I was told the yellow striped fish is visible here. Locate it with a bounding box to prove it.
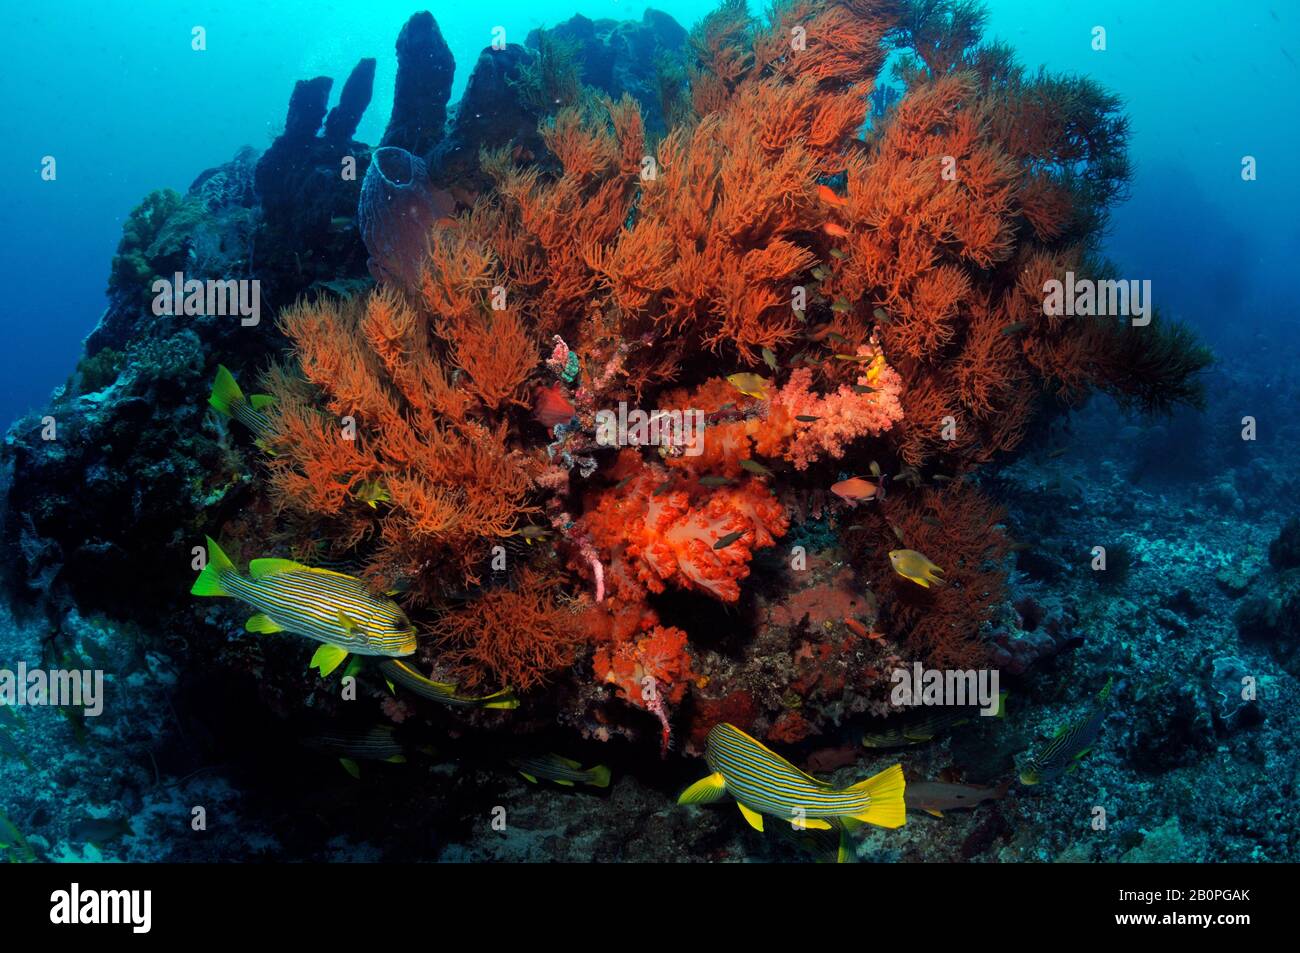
[862,692,1007,748]
[378,658,519,710]
[679,723,905,832]
[190,536,417,676]
[301,724,411,780]
[302,724,408,762]
[510,753,611,788]
[207,365,274,445]
[1019,677,1112,785]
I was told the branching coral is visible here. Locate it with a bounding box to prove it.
[264,287,538,604]
[851,481,1010,669]
[244,0,1209,744]
[431,568,584,691]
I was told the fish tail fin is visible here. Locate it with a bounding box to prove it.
[846,763,906,829]
[477,688,520,710]
[190,536,236,596]
[586,765,612,788]
[208,364,245,419]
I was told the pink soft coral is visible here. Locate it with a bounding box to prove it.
[767,347,905,469]
[660,345,904,475]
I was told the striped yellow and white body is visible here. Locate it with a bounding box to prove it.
[378,658,519,709]
[207,364,274,441]
[679,723,905,832]
[302,724,407,762]
[509,753,611,788]
[191,536,417,675]
[1019,677,1112,785]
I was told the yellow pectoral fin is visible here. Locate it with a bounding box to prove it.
[385,755,407,764]
[339,758,361,780]
[677,772,728,806]
[554,779,575,787]
[924,809,944,818]
[248,558,307,578]
[245,613,284,634]
[249,394,275,410]
[736,801,765,832]
[310,644,349,677]
[793,817,833,831]
[520,772,539,784]
[337,611,363,636]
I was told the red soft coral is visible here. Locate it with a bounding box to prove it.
[592,624,695,708]
[580,450,788,602]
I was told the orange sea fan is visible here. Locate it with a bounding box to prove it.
[854,482,1010,669]
[433,569,585,692]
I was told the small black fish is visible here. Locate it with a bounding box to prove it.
[713,530,746,550]
[872,307,891,323]
[70,817,133,846]
[795,414,820,422]
[852,384,878,394]
[1000,321,1027,336]
[739,459,773,478]
[653,480,675,496]
[699,476,735,487]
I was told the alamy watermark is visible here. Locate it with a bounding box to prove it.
[0,663,104,717]
[889,663,1001,715]
[152,271,260,326]
[50,883,151,933]
[1043,271,1151,326]
[595,403,704,457]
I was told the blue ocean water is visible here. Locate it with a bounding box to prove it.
[2,2,1297,423]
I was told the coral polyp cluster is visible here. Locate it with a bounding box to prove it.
[243,0,1207,753]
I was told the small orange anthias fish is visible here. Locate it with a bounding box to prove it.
[816,184,848,208]
[534,383,576,428]
[823,222,850,239]
[830,476,885,505]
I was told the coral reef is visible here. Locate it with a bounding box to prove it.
[1,0,1245,866]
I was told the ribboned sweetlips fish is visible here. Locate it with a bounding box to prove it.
[190,536,417,676]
